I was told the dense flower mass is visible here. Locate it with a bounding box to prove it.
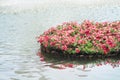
[38,20,120,55]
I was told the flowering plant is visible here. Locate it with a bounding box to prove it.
[38,20,120,55]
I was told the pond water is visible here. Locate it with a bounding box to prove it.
[0,0,120,80]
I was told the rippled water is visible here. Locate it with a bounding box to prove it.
[0,0,120,80]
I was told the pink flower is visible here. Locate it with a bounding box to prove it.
[50,42,56,46]
[80,29,84,34]
[81,40,86,44]
[78,40,82,44]
[102,22,108,26]
[75,48,80,53]
[40,58,44,61]
[44,42,48,47]
[67,25,73,30]
[62,45,68,51]
[69,37,76,44]
[62,40,65,45]
[44,36,49,41]
[84,20,92,27]
[62,22,68,25]
[118,37,120,42]
[117,35,120,42]
[38,37,44,43]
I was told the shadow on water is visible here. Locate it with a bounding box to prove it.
[37,49,120,69]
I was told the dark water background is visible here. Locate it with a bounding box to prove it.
[0,0,120,80]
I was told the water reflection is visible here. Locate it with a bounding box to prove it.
[37,50,120,70]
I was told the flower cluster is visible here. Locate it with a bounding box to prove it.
[38,20,120,55]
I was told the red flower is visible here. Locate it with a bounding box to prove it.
[65,63,74,68]
[85,30,90,36]
[106,39,116,48]
[96,36,101,40]
[101,44,110,54]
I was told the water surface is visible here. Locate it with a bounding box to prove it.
[0,0,120,80]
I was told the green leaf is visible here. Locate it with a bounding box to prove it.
[71,50,76,54]
[73,42,77,47]
[110,28,115,33]
[67,49,72,54]
[84,41,93,48]
[57,25,63,30]
[83,47,95,54]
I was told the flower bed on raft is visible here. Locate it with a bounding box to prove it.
[37,20,120,59]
